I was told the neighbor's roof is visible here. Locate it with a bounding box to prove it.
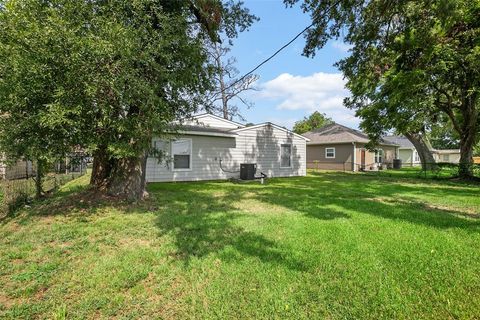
[383,135,415,149]
[303,123,398,146]
[433,149,461,154]
[168,124,238,138]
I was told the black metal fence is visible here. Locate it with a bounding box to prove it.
[0,155,88,214]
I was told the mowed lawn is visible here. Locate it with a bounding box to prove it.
[1,172,479,319]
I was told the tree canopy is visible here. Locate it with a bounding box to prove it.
[286,0,480,177]
[293,111,333,134]
[0,0,255,199]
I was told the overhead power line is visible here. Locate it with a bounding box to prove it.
[221,0,341,94]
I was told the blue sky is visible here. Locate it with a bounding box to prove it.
[225,0,359,129]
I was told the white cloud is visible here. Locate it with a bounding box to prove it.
[331,40,353,53]
[255,72,359,128]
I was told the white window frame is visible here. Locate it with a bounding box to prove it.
[413,150,420,163]
[442,154,450,162]
[375,149,384,163]
[280,143,292,168]
[325,147,336,159]
[171,138,192,171]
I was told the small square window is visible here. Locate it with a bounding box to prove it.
[325,148,335,158]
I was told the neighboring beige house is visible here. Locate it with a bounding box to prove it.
[302,123,399,171]
[432,149,461,163]
[384,135,421,167]
[146,114,309,182]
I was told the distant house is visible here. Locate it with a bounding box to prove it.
[302,123,399,171]
[146,114,309,182]
[432,149,461,163]
[384,135,421,167]
[384,135,461,165]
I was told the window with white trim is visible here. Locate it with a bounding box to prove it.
[280,144,292,168]
[172,139,192,170]
[442,154,450,162]
[375,149,384,163]
[414,151,420,162]
[325,147,335,158]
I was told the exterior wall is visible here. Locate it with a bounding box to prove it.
[146,124,306,182]
[306,143,398,172]
[306,143,353,171]
[433,152,461,164]
[382,145,397,165]
[398,149,414,166]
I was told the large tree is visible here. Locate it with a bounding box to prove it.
[205,41,258,120]
[0,0,255,200]
[293,111,333,134]
[286,0,480,178]
[203,1,259,120]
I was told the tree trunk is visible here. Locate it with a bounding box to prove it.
[35,159,44,199]
[404,132,437,170]
[105,155,147,201]
[457,95,478,179]
[90,145,113,188]
[213,43,229,119]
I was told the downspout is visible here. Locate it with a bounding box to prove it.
[352,142,356,172]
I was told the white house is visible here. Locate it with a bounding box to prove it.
[384,135,461,165]
[432,149,461,163]
[145,114,308,182]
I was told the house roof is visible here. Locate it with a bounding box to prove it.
[232,122,310,141]
[433,149,461,154]
[303,123,398,146]
[192,113,246,128]
[383,135,415,149]
[168,125,238,138]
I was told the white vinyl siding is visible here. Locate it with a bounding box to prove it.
[146,124,307,182]
[325,147,335,158]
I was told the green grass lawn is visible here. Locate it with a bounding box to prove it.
[1,171,479,319]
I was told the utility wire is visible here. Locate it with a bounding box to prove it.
[220,0,341,94]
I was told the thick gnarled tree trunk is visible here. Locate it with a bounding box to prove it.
[457,97,478,179]
[90,147,148,201]
[106,155,147,200]
[404,132,437,171]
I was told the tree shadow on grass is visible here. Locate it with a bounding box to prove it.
[258,173,480,232]
[149,183,307,271]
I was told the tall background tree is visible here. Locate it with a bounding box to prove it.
[286,0,480,177]
[0,0,256,200]
[203,1,259,120]
[205,41,259,120]
[293,111,333,134]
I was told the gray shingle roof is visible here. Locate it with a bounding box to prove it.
[303,123,398,146]
[383,135,415,149]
